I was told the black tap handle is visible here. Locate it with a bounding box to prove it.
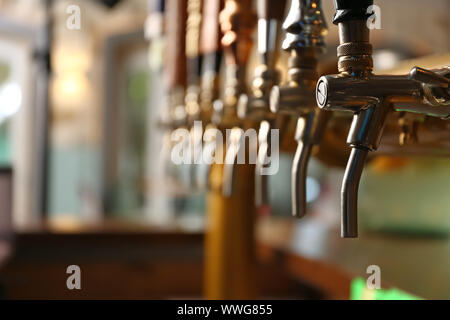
[333,0,373,24]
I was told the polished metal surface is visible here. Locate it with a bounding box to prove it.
[341,148,368,238]
[316,1,450,237]
[282,0,327,50]
[270,0,328,218]
[236,0,288,207]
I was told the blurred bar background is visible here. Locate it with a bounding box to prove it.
[0,0,449,300]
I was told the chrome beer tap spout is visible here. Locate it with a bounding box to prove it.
[236,0,288,209]
[270,0,329,218]
[316,0,450,238]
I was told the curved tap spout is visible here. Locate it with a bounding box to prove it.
[341,147,368,238]
[291,110,330,217]
[292,141,313,218]
[255,120,272,209]
[317,0,450,238]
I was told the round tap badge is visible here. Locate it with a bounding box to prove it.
[316,79,328,108]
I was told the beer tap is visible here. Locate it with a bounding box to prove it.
[204,2,258,298]
[269,0,329,218]
[159,0,187,183]
[197,0,224,188]
[236,0,288,211]
[315,0,450,238]
[218,0,257,197]
[185,0,204,188]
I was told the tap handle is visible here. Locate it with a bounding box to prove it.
[220,0,257,68]
[256,0,288,68]
[165,0,188,90]
[199,0,224,119]
[219,0,257,116]
[409,66,450,88]
[186,0,204,85]
[282,0,327,51]
[238,0,287,120]
[257,0,287,20]
[333,0,374,24]
[272,0,326,114]
[200,0,224,56]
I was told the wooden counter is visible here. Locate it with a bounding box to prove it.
[1,218,448,299]
[0,221,300,299]
[257,217,450,299]
[0,224,205,299]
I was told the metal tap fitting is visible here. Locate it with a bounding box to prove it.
[219,0,257,197]
[316,0,450,237]
[236,0,288,209]
[269,0,329,218]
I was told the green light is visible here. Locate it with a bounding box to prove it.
[350,278,422,300]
